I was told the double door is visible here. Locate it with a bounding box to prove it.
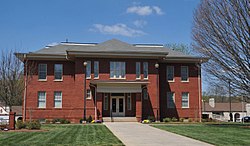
[111,96,125,117]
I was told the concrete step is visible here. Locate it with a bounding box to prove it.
[103,117,137,122]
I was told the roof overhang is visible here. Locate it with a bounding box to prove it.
[162,56,209,63]
[15,53,67,62]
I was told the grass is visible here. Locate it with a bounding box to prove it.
[0,124,123,146]
[152,123,250,146]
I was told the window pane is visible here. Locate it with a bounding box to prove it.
[54,91,62,108]
[181,66,188,81]
[167,92,175,108]
[86,89,91,99]
[143,62,148,79]
[136,62,140,79]
[104,93,108,110]
[38,64,47,80]
[94,61,99,78]
[38,91,46,108]
[182,92,189,108]
[110,62,125,79]
[143,88,148,100]
[54,64,63,80]
[127,93,131,110]
[86,61,91,78]
[167,66,174,81]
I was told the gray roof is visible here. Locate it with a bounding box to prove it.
[34,39,192,57]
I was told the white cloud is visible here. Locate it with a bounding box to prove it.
[152,6,164,15]
[133,20,147,28]
[90,23,146,37]
[126,5,164,16]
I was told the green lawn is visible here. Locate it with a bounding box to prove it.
[0,124,123,146]
[152,123,250,146]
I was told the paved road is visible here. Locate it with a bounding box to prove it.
[104,122,213,146]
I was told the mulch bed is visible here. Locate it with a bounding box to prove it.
[1,129,48,132]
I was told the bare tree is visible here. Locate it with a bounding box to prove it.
[192,0,250,96]
[165,43,193,55]
[0,50,24,111]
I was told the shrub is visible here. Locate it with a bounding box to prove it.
[172,117,178,122]
[45,119,51,124]
[188,118,193,122]
[87,115,93,123]
[59,119,70,124]
[16,120,26,129]
[201,119,208,122]
[26,120,41,130]
[79,118,84,123]
[163,118,171,122]
[52,119,60,124]
[179,118,184,122]
[147,116,155,122]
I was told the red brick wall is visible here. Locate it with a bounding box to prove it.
[24,58,201,122]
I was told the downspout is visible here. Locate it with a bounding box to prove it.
[23,54,28,122]
[90,84,97,120]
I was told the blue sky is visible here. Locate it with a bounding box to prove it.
[0,0,200,52]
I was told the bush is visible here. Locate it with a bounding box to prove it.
[188,118,193,122]
[179,118,184,122]
[79,118,84,123]
[172,117,178,122]
[16,120,26,129]
[163,118,171,122]
[45,119,51,124]
[59,119,70,124]
[147,116,155,122]
[86,116,93,123]
[201,119,208,122]
[52,119,60,124]
[26,120,41,130]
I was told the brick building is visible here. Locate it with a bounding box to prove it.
[16,39,207,123]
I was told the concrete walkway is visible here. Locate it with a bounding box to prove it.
[104,122,213,146]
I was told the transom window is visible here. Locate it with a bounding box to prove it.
[143,62,148,79]
[54,91,62,108]
[110,62,125,79]
[54,64,63,80]
[167,92,175,108]
[38,64,47,80]
[181,66,189,81]
[182,92,189,108]
[38,91,46,108]
[167,66,174,81]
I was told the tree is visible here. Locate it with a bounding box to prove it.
[0,50,24,111]
[192,0,250,96]
[165,43,192,55]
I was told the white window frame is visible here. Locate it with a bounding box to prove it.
[86,61,91,79]
[182,92,189,108]
[94,61,99,79]
[104,93,108,110]
[167,92,175,108]
[110,62,126,79]
[38,91,46,108]
[54,91,62,108]
[136,62,141,79]
[38,64,47,81]
[86,89,92,99]
[143,62,148,79]
[181,66,189,82]
[167,66,174,82]
[54,64,63,81]
[127,93,132,110]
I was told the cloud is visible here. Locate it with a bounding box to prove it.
[133,20,147,28]
[90,23,146,37]
[126,5,164,16]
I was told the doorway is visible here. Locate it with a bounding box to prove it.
[111,96,125,117]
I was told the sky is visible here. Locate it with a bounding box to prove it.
[0,0,206,89]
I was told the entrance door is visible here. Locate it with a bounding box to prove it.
[111,96,125,117]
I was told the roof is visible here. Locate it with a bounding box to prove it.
[15,39,208,62]
[202,102,247,112]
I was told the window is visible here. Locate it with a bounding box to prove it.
[110,62,125,79]
[143,62,148,79]
[104,93,108,110]
[136,62,141,79]
[167,66,174,81]
[143,88,148,100]
[38,64,47,80]
[38,91,46,108]
[127,93,132,110]
[94,61,99,79]
[54,64,63,80]
[182,92,189,108]
[167,92,175,108]
[181,66,189,81]
[86,89,92,99]
[54,91,62,108]
[86,61,91,79]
